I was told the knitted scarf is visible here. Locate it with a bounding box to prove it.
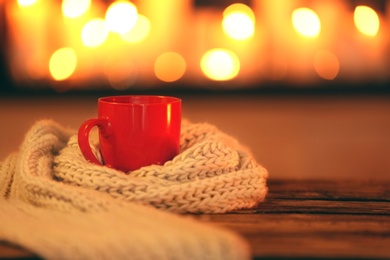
[0,120,268,259]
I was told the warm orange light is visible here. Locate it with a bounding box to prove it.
[49,47,77,81]
[262,53,288,81]
[292,8,321,38]
[81,18,108,47]
[105,1,138,35]
[200,49,240,81]
[62,0,90,18]
[313,50,340,80]
[354,6,380,37]
[223,3,255,21]
[154,52,186,82]
[26,50,48,80]
[222,13,255,40]
[121,14,151,43]
[222,4,255,40]
[17,0,37,7]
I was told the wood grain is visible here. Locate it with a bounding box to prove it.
[196,213,390,259]
[268,179,390,201]
[1,179,389,259]
[193,179,390,259]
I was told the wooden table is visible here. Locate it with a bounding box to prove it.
[197,179,390,259]
[1,179,389,259]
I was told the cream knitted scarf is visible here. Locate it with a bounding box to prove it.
[0,120,268,259]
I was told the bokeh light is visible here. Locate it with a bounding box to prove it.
[313,50,340,80]
[105,1,138,35]
[121,14,151,43]
[154,52,186,82]
[354,6,380,37]
[222,4,255,40]
[292,8,321,38]
[81,18,108,47]
[17,0,37,7]
[200,49,240,81]
[223,3,255,21]
[49,47,77,81]
[62,0,90,18]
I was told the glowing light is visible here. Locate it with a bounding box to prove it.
[17,0,37,7]
[105,1,138,34]
[354,6,380,37]
[49,47,77,81]
[222,4,255,40]
[154,52,186,82]
[314,50,339,80]
[292,8,321,38]
[62,0,90,18]
[222,13,255,40]
[81,18,108,47]
[223,3,255,21]
[121,15,151,43]
[200,49,240,81]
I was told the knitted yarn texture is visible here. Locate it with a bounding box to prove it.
[54,120,268,213]
[0,119,268,259]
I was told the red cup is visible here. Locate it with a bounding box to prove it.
[78,95,181,172]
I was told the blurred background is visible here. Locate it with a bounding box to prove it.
[1,0,390,180]
[1,0,389,93]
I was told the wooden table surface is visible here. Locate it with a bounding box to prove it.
[197,179,390,260]
[1,178,389,259]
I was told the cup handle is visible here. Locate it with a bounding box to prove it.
[78,118,110,166]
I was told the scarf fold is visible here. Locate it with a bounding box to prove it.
[0,119,268,259]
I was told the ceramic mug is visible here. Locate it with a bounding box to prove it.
[78,95,181,172]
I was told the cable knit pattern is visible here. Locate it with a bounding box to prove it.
[0,119,268,259]
[51,120,268,213]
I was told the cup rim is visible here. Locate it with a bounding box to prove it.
[98,95,181,106]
